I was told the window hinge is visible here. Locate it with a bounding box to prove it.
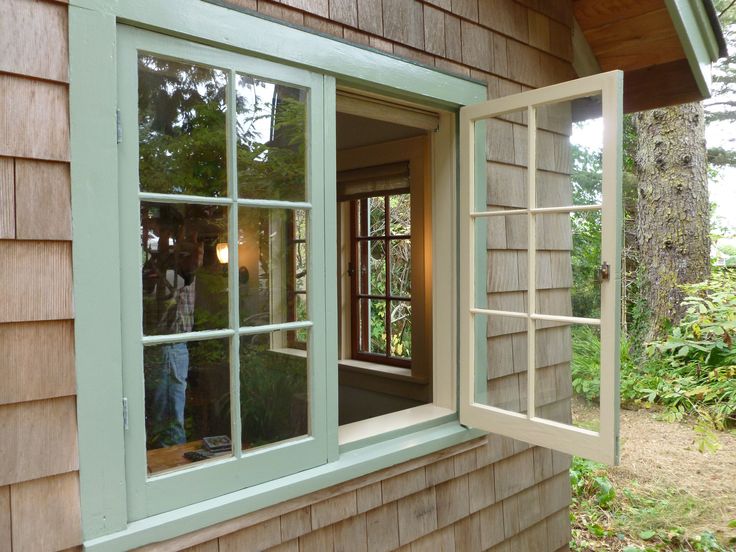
[122,397,129,430]
[116,109,123,144]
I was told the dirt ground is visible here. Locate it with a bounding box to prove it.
[578,401,736,545]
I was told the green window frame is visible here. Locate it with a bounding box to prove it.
[71,1,487,548]
[117,26,330,518]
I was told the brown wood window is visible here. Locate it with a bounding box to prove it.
[287,210,308,349]
[350,193,412,366]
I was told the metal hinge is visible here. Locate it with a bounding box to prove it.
[122,397,129,430]
[116,109,123,144]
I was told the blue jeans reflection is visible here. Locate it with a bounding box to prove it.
[149,342,189,447]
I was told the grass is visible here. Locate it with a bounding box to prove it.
[570,457,735,551]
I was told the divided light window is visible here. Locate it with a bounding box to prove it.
[117,27,328,517]
[459,71,623,465]
[351,192,412,365]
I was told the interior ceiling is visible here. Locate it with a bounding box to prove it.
[336,112,426,150]
[573,0,703,113]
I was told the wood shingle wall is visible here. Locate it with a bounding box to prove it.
[0,0,82,550]
[137,436,571,551]
[0,0,576,550]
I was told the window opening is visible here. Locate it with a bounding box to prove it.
[335,110,432,425]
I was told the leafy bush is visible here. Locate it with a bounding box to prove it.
[571,271,736,441]
[644,270,736,430]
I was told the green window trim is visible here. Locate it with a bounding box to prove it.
[70,0,486,545]
[117,25,330,519]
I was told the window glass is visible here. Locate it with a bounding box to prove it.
[238,207,309,327]
[141,201,229,335]
[138,56,228,197]
[240,329,309,449]
[144,338,231,474]
[236,76,307,202]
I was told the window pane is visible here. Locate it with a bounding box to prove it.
[145,338,231,474]
[358,298,387,355]
[368,196,385,237]
[359,240,386,296]
[138,55,228,197]
[141,202,228,336]
[536,211,601,319]
[535,95,603,208]
[535,324,597,431]
[240,330,309,450]
[474,314,527,414]
[389,239,411,297]
[389,300,411,359]
[238,207,308,327]
[236,76,307,202]
[388,193,411,236]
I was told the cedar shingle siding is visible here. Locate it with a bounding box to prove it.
[0,0,575,550]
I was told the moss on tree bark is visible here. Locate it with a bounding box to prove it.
[634,102,710,340]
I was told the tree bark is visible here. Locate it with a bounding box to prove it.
[634,102,710,340]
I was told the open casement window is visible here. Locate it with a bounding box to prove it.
[459,71,623,465]
[117,27,328,518]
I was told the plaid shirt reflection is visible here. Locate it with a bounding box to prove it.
[153,271,196,335]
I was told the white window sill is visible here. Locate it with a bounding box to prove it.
[338,404,455,449]
[338,358,427,383]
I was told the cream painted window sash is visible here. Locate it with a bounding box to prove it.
[458,71,624,465]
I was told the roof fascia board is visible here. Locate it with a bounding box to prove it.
[665,0,721,97]
[572,18,602,77]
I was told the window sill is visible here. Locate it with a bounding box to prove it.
[338,404,455,449]
[338,358,427,383]
[83,421,485,551]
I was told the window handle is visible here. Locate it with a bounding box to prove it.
[598,262,610,282]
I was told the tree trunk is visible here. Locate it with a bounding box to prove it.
[634,102,710,340]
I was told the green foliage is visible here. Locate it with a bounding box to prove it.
[644,270,736,430]
[572,271,736,445]
[570,142,603,320]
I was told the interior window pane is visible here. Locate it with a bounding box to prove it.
[240,330,309,450]
[368,196,386,236]
[389,239,411,297]
[389,300,411,359]
[236,75,307,202]
[145,338,231,474]
[238,207,308,327]
[359,240,386,296]
[141,201,228,336]
[388,193,411,236]
[358,298,387,355]
[138,55,228,197]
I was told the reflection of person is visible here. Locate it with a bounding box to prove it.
[145,238,204,447]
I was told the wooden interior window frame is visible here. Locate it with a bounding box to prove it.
[286,212,308,350]
[349,192,412,367]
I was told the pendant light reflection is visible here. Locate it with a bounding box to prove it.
[215,242,229,264]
